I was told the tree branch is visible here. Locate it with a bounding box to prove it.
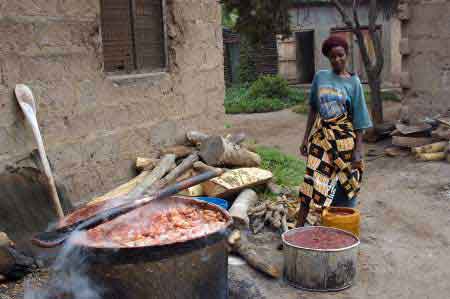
[330,0,354,29]
[368,0,384,76]
[352,0,361,29]
[352,1,373,73]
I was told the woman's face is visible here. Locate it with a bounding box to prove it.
[328,46,347,73]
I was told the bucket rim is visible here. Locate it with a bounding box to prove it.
[281,226,360,252]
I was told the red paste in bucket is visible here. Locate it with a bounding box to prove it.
[285,227,357,250]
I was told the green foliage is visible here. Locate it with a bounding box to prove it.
[224,76,305,114]
[255,146,306,188]
[221,4,238,28]
[221,0,291,44]
[248,75,290,100]
[226,97,288,114]
[239,38,257,83]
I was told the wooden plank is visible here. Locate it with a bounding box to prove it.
[202,168,273,198]
[392,136,434,148]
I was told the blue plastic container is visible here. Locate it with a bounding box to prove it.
[195,197,229,210]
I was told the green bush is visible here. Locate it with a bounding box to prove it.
[226,97,287,114]
[224,75,305,114]
[248,75,290,101]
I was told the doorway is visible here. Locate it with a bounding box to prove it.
[296,31,315,83]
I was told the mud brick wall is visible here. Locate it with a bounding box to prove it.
[0,0,225,204]
[399,0,450,121]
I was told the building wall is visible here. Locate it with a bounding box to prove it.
[279,4,401,86]
[400,0,450,120]
[0,0,225,204]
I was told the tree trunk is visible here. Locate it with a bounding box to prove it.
[368,77,383,125]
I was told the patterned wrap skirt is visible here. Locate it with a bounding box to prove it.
[299,113,363,225]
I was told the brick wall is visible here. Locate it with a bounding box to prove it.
[399,0,450,121]
[0,0,225,204]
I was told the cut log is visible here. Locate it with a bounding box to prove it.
[412,142,448,154]
[160,145,195,159]
[135,157,160,172]
[199,136,261,167]
[225,132,247,145]
[392,136,434,148]
[128,154,176,198]
[202,168,273,198]
[186,131,210,146]
[229,189,258,229]
[228,230,281,278]
[415,152,446,162]
[146,153,199,196]
[193,161,223,173]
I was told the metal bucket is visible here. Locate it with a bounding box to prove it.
[282,226,360,292]
[65,196,233,299]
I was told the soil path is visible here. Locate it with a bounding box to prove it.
[224,105,450,299]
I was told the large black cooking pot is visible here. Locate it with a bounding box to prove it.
[63,196,232,299]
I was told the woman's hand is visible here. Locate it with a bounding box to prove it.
[352,150,363,169]
[299,141,308,157]
[352,130,364,169]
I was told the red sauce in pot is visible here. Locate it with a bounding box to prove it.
[284,227,357,250]
[81,204,227,248]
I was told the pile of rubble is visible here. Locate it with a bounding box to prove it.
[384,115,450,162]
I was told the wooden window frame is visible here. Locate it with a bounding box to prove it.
[100,0,169,76]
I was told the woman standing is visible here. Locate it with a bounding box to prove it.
[297,35,373,226]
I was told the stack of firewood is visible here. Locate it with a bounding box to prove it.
[385,115,450,162]
[89,130,273,208]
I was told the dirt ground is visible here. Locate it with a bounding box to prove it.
[1,103,449,299]
[224,103,450,299]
